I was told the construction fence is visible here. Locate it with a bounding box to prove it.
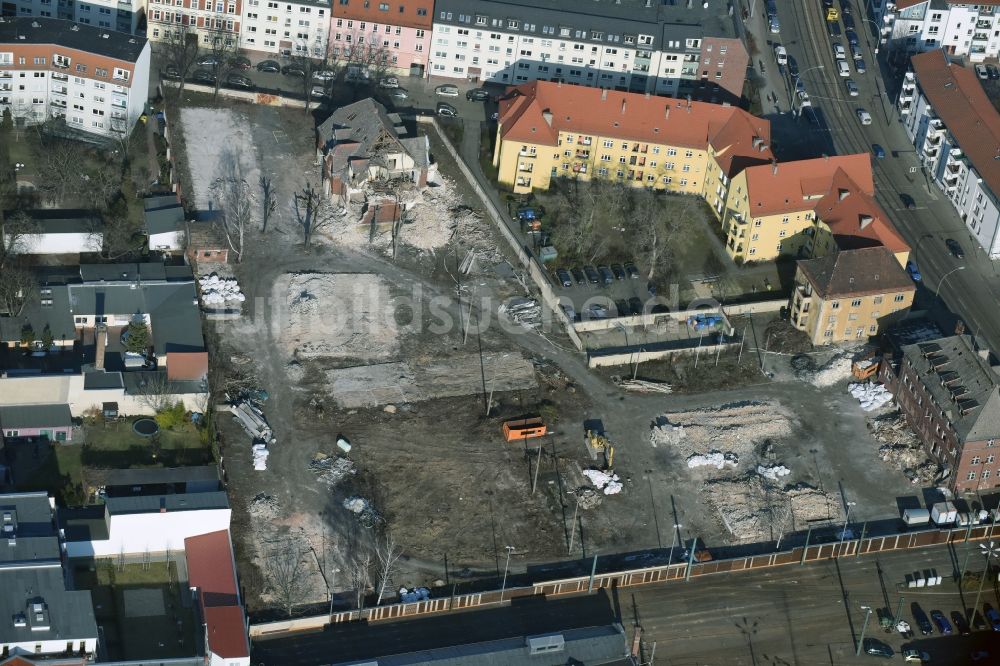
[250,522,996,640]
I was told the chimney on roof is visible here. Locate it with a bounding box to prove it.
[601,88,608,101]
[542,109,553,127]
[860,214,874,230]
[644,92,650,99]
[95,324,107,370]
[771,160,778,175]
[664,105,670,120]
[752,136,762,149]
[621,99,626,115]
[838,188,850,201]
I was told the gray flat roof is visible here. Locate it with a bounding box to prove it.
[58,505,110,543]
[0,17,147,63]
[0,566,99,646]
[0,404,73,431]
[144,204,186,236]
[105,491,229,515]
[3,208,101,235]
[83,370,125,390]
[103,465,220,487]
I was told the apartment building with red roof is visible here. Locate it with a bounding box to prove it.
[185,530,250,666]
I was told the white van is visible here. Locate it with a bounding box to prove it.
[774,45,787,66]
[837,60,850,77]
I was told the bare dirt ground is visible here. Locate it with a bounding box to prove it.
[171,103,933,614]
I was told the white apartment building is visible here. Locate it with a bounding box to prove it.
[0,17,149,139]
[3,0,145,34]
[239,0,328,56]
[886,0,1000,62]
[429,0,748,104]
[900,50,1000,258]
[147,0,241,46]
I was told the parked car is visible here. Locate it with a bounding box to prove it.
[833,43,846,59]
[312,69,337,81]
[597,265,614,285]
[856,108,872,125]
[228,55,251,71]
[900,193,917,210]
[162,64,181,80]
[256,59,281,73]
[840,0,852,15]
[930,610,953,635]
[863,639,893,658]
[379,76,400,88]
[226,73,254,90]
[845,29,859,46]
[985,604,1000,630]
[902,648,929,663]
[583,265,600,284]
[851,44,863,60]
[624,262,640,279]
[196,55,220,67]
[846,79,859,96]
[571,267,586,285]
[611,264,626,280]
[769,15,780,33]
[843,14,855,29]
[976,64,989,80]
[951,611,971,635]
[436,102,458,117]
[615,300,630,317]
[628,296,643,316]
[906,260,921,282]
[837,59,850,77]
[787,55,799,78]
[466,87,490,101]
[191,69,217,84]
[945,238,965,258]
[912,603,933,636]
[281,64,306,77]
[988,64,1000,80]
[310,85,327,99]
[872,143,886,159]
[555,268,572,288]
[828,21,841,38]
[391,87,409,99]
[855,58,867,74]
[435,83,460,96]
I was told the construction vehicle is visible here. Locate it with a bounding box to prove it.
[585,429,615,470]
[852,349,880,380]
[826,7,839,21]
[502,417,547,443]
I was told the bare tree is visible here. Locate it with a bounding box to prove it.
[338,32,393,88]
[34,138,78,205]
[133,372,175,413]
[626,188,685,281]
[373,533,402,605]
[100,213,144,260]
[264,543,311,618]
[0,211,40,269]
[259,175,277,233]
[292,182,337,247]
[203,20,244,99]
[347,548,372,610]
[211,174,253,263]
[0,265,36,317]
[161,23,202,97]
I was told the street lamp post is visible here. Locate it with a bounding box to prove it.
[667,523,682,567]
[788,65,825,112]
[499,545,515,603]
[936,265,966,297]
[971,518,999,624]
[328,568,340,618]
[856,605,873,656]
[840,501,857,553]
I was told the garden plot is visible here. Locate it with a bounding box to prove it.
[178,108,261,210]
[324,351,537,408]
[273,272,400,361]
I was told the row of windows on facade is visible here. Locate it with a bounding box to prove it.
[151,12,236,30]
[436,11,658,48]
[335,0,428,17]
[335,18,419,34]
[0,54,129,80]
[524,143,697,157]
[151,0,237,11]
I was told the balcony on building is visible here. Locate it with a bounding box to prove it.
[50,98,67,109]
[518,148,536,158]
[575,149,591,159]
[51,85,67,96]
[517,163,533,173]
[949,147,963,159]
[577,135,592,146]
[572,162,588,174]
[51,72,68,82]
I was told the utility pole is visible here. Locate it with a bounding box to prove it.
[840,501,857,554]
[856,522,867,559]
[972,521,999,623]
[499,545,515,603]
[685,536,698,582]
[588,554,599,593]
[856,605,873,656]
[737,324,748,364]
[801,526,812,565]
[531,444,542,495]
[568,497,581,555]
[667,523,682,567]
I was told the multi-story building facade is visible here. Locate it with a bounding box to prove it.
[330,0,432,76]
[880,334,1000,495]
[147,0,241,46]
[884,0,1000,62]
[789,246,915,345]
[899,49,1000,258]
[0,17,149,139]
[430,0,748,104]
[493,80,772,197]
[239,0,329,57]
[1,0,145,34]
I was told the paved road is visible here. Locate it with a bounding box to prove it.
[767,0,1000,353]
[253,543,1000,665]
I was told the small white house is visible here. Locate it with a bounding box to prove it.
[4,210,103,256]
[144,195,186,253]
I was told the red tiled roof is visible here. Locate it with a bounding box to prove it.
[203,605,250,660]
[166,351,208,381]
[497,81,773,172]
[742,154,874,217]
[911,49,1000,200]
[815,170,910,255]
[185,530,239,607]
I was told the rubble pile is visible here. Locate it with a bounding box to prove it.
[398,587,431,603]
[849,382,894,412]
[499,297,542,329]
[868,413,938,482]
[343,496,381,528]
[199,274,245,307]
[688,452,739,470]
[575,487,603,510]
[810,352,854,387]
[582,469,623,495]
[248,493,280,520]
[650,401,794,461]
[756,464,791,481]
[309,455,356,488]
[252,442,270,471]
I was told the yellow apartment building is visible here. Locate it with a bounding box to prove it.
[493,80,772,197]
[789,246,916,345]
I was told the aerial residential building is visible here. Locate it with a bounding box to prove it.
[721,154,910,264]
[1,209,103,256]
[899,49,1000,258]
[881,335,1000,494]
[239,0,330,57]
[430,0,748,103]
[885,0,1000,62]
[330,0,432,76]
[144,194,186,253]
[147,0,241,47]
[493,81,772,197]
[0,492,99,660]
[0,18,149,139]
[789,247,916,345]
[1,0,145,34]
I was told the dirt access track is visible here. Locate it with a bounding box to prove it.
[176,105,924,611]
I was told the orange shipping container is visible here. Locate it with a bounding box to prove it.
[502,417,547,442]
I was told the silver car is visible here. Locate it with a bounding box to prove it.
[845,79,859,97]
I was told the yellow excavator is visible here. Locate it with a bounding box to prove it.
[585,429,615,470]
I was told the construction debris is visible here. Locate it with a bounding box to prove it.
[756,464,791,481]
[343,496,381,528]
[615,378,673,394]
[582,469,623,495]
[252,442,270,471]
[868,412,938,483]
[248,493,280,520]
[575,487,603,510]
[199,274,245,307]
[499,297,542,329]
[849,382,894,412]
[309,455,356,488]
[398,587,431,603]
[688,452,739,470]
[232,400,274,442]
[649,401,794,459]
